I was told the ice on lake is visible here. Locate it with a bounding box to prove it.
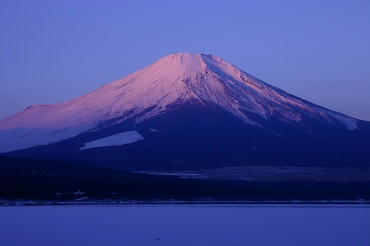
[0,205,369,246]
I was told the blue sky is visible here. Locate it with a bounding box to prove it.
[0,0,369,120]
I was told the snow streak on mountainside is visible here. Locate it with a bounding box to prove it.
[0,53,359,152]
[80,131,144,150]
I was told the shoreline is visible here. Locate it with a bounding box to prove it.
[1,199,369,207]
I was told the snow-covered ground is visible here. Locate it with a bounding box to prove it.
[138,166,370,182]
[80,131,144,150]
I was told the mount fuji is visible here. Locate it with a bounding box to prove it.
[1,53,369,171]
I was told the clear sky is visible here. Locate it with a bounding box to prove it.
[0,0,369,120]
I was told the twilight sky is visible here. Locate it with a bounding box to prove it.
[0,0,369,120]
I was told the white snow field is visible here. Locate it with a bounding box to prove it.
[80,131,144,150]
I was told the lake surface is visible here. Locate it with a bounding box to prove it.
[0,205,369,246]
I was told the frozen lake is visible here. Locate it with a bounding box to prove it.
[1,205,369,246]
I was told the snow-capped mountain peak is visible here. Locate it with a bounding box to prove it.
[0,52,359,152]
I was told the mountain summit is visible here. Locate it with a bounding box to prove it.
[0,53,369,169]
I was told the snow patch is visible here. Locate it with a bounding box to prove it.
[149,128,159,132]
[80,131,144,150]
[327,111,358,130]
